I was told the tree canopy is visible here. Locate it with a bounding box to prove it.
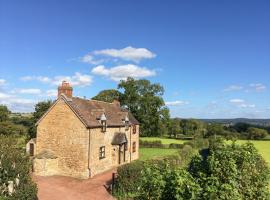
[118,77,170,136]
[0,105,10,122]
[92,89,122,103]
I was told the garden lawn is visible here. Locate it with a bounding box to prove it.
[140,137,185,144]
[139,148,179,161]
[140,137,270,167]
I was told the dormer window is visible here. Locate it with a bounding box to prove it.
[124,116,129,131]
[100,113,107,132]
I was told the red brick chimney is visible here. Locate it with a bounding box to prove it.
[58,81,73,98]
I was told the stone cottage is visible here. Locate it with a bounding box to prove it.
[32,81,139,179]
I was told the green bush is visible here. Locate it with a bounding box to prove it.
[162,168,201,200]
[0,135,37,200]
[183,141,194,148]
[114,161,144,198]
[169,143,184,149]
[139,140,165,148]
[189,140,270,200]
[0,121,28,137]
[193,138,209,149]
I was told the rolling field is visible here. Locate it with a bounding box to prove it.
[140,137,270,167]
[140,137,185,144]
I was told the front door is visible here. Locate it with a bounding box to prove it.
[118,143,127,165]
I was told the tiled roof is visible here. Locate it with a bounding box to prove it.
[65,96,139,128]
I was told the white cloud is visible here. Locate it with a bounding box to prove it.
[36,76,51,83]
[0,92,11,99]
[46,89,57,97]
[81,54,103,65]
[92,64,156,81]
[0,79,6,86]
[239,104,256,108]
[165,100,189,106]
[224,85,243,92]
[249,83,266,92]
[93,46,156,63]
[0,92,37,112]
[20,73,93,87]
[229,99,245,103]
[21,76,50,83]
[12,88,42,95]
[229,99,255,108]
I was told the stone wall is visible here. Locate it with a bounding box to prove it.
[35,99,90,179]
[89,124,139,177]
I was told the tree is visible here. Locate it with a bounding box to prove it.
[92,89,122,103]
[0,121,27,137]
[118,77,169,136]
[169,119,182,138]
[29,100,53,138]
[32,100,53,122]
[206,123,225,138]
[0,135,37,199]
[247,127,268,140]
[0,105,10,122]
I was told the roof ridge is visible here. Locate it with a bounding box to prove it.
[89,99,115,104]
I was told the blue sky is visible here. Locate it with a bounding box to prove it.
[0,0,270,118]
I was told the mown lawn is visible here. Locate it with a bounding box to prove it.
[139,148,179,161]
[140,137,185,144]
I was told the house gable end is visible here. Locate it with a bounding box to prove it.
[35,95,88,128]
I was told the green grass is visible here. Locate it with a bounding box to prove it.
[140,137,270,167]
[140,137,185,144]
[139,148,179,161]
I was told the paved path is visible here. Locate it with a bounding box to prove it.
[32,170,116,200]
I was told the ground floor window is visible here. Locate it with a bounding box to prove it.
[132,142,136,153]
[99,146,105,159]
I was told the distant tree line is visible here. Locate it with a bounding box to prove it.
[92,77,270,139]
[1,77,269,140]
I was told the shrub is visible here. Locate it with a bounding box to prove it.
[162,168,201,200]
[0,135,37,200]
[0,121,28,137]
[189,141,270,200]
[169,143,184,149]
[247,127,268,140]
[193,138,209,149]
[183,141,194,148]
[114,161,144,198]
[139,140,165,148]
[136,163,166,200]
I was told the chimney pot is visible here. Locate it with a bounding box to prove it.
[58,81,73,98]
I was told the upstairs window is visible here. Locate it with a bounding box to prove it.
[100,113,107,132]
[125,116,129,131]
[132,125,136,134]
[101,120,106,132]
[99,146,105,159]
